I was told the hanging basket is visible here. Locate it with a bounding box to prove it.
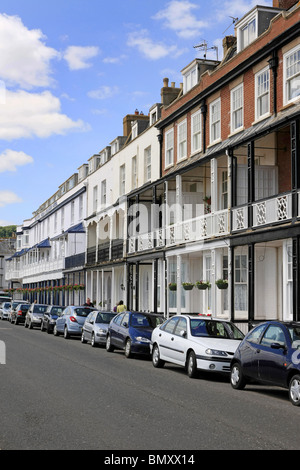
[215,280,228,289]
[182,283,194,291]
[195,281,211,290]
[168,283,177,291]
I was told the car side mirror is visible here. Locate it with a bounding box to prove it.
[123,322,128,328]
[180,329,187,338]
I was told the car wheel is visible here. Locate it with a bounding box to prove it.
[187,351,198,378]
[152,344,165,368]
[53,325,59,336]
[230,362,246,390]
[124,339,133,358]
[91,333,97,347]
[64,326,70,339]
[289,374,300,406]
[106,334,114,352]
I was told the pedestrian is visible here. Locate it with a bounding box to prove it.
[117,300,126,313]
[84,298,94,307]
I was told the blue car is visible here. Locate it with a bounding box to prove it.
[230,320,300,406]
[54,305,96,339]
[106,311,164,358]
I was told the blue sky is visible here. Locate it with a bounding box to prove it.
[0,0,272,226]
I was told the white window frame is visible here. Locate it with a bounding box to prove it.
[144,147,151,183]
[237,13,257,52]
[231,83,243,133]
[93,186,98,213]
[191,110,201,154]
[132,156,137,189]
[283,44,300,105]
[101,179,107,208]
[120,164,125,196]
[183,65,198,93]
[177,119,187,161]
[165,128,174,167]
[209,98,221,145]
[255,66,270,121]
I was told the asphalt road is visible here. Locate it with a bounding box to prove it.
[0,320,300,451]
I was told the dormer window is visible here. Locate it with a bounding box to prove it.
[183,64,197,93]
[131,122,138,140]
[236,7,281,53]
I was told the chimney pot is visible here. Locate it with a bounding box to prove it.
[163,77,169,87]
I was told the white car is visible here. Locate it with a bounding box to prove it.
[150,314,244,378]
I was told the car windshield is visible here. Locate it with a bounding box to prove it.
[190,319,244,339]
[74,307,94,317]
[96,312,115,324]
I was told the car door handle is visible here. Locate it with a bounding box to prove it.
[159,333,162,337]
[171,337,174,341]
[256,349,260,353]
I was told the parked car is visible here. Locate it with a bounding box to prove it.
[151,314,244,378]
[81,311,116,347]
[54,305,96,339]
[40,305,65,333]
[11,303,30,325]
[106,311,164,358]
[0,302,11,320]
[230,320,300,406]
[9,300,30,322]
[24,304,49,329]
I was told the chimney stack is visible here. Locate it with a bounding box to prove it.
[161,78,182,106]
[222,35,236,58]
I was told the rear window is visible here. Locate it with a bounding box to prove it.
[51,307,64,314]
[96,312,115,323]
[33,305,48,313]
[20,305,30,312]
[3,303,11,308]
[74,307,95,317]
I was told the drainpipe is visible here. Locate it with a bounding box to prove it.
[268,51,279,117]
[200,100,207,153]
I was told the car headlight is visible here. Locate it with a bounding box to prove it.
[135,336,150,343]
[205,348,228,356]
[98,328,107,334]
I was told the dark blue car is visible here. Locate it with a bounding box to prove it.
[106,311,164,358]
[230,321,300,406]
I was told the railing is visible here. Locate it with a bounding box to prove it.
[232,193,292,231]
[128,210,229,253]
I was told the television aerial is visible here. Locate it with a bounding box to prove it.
[222,16,239,35]
[193,40,219,61]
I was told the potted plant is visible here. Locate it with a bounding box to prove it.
[182,282,194,291]
[168,282,177,291]
[215,279,228,289]
[195,280,211,290]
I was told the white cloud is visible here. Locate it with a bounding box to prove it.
[127,29,185,60]
[0,89,88,140]
[153,1,208,39]
[87,86,119,100]
[64,45,100,70]
[0,13,59,89]
[0,190,22,207]
[0,149,33,173]
[216,0,272,21]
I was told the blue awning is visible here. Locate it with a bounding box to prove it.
[37,238,51,248]
[65,222,85,233]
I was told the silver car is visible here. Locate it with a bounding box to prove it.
[24,304,49,329]
[81,311,116,347]
[0,302,11,320]
[54,305,96,339]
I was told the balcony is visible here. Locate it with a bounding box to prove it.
[128,210,229,254]
[232,192,293,231]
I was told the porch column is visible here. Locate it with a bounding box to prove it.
[247,141,255,227]
[176,255,182,315]
[153,258,158,312]
[291,120,300,220]
[211,158,218,212]
[135,262,139,311]
[176,175,182,244]
[248,243,255,327]
[292,237,300,321]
